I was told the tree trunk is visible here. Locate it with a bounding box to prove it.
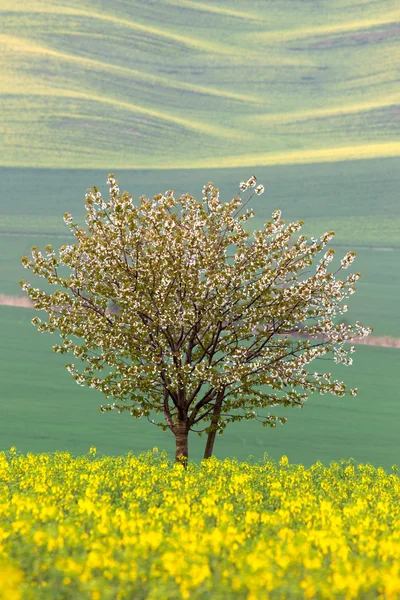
[203,425,218,460]
[174,420,189,467]
[203,389,224,460]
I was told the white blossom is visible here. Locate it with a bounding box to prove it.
[341,251,356,269]
[63,213,73,225]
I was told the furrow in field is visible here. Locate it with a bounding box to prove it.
[2,4,236,55]
[0,34,259,105]
[162,0,262,21]
[248,98,400,125]
[1,85,242,141]
[250,15,400,42]
[184,143,400,169]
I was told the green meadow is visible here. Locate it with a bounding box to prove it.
[1,0,399,169]
[2,159,399,336]
[0,0,399,466]
[0,160,399,465]
[2,159,399,247]
[1,305,399,469]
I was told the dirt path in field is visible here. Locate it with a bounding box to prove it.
[0,294,34,308]
[1,294,399,349]
[347,336,400,348]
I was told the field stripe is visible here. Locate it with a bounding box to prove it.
[248,98,399,125]
[163,0,262,21]
[2,4,236,55]
[180,142,400,169]
[0,86,244,141]
[251,15,400,42]
[0,35,259,105]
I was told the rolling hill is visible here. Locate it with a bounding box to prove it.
[1,0,399,168]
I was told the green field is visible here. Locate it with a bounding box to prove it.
[1,0,399,169]
[2,159,399,246]
[1,162,398,467]
[1,304,398,469]
[1,0,399,469]
[1,160,399,336]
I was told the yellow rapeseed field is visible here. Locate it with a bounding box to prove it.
[0,448,399,599]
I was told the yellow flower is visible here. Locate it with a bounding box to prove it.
[279,455,289,467]
[0,449,398,598]
[0,565,23,600]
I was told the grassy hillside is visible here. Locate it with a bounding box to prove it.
[0,305,399,469]
[1,0,399,168]
[1,163,398,464]
[1,0,398,471]
[1,161,399,335]
[2,160,399,243]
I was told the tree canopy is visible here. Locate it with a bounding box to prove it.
[21,174,371,464]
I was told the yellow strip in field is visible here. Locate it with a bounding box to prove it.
[1,82,245,140]
[1,4,236,55]
[0,34,259,105]
[1,0,55,8]
[0,35,46,55]
[252,15,400,42]
[249,98,400,125]
[163,0,262,21]
[177,142,400,169]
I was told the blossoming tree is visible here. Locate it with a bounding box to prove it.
[21,174,370,464]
